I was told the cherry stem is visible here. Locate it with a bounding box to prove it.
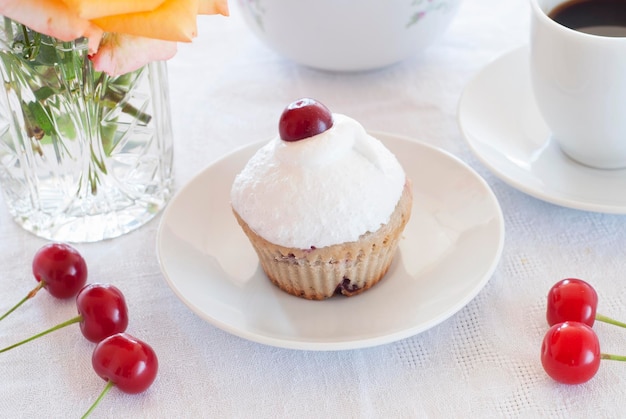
[601,353,626,362]
[82,380,115,418]
[0,314,81,353]
[596,313,626,329]
[0,281,44,322]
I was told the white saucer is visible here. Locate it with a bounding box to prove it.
[459,46,626,214]
[156,132,504,351]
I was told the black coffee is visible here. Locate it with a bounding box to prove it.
[549,0,626,37]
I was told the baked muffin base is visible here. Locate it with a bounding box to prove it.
[232,180,412,300]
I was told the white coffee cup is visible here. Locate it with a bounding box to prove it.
[529,0,626,169]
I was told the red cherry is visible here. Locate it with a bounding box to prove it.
[77,283,129,343]
[83,333,158,416]
[541,321,601,384]
[278,98,334,142]
[92,333,158,394]
[0,243,88,322]
[546,279,626,329]
[32,242,88,298]
[0,283,129,353]
[547,278,598,327]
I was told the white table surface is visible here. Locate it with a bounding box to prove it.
[4,0,626,417]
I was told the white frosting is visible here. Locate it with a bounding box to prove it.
[230,114,406,249]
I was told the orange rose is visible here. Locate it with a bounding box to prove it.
[0,0,228,75]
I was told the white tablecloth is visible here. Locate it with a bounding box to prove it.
[3,0,626,417]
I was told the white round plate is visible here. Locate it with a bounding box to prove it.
[156,132,504,351]
[459,46,626,214]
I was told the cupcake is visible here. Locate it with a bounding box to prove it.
[230,98,412,300]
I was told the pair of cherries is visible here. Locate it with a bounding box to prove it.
[542,278,626,384]
[0,243,157,416]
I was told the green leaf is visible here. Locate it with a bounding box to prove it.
[100,123,118,156]
[33,42,61,66]
[27,102,54,136]
[33,86,55,101]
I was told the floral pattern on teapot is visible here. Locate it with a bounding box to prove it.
[408,0,454,27]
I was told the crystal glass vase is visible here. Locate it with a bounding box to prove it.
[0,19,173,242]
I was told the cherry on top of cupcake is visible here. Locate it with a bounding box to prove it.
[279,98,334,142]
